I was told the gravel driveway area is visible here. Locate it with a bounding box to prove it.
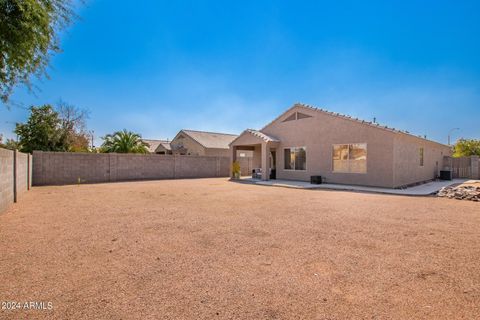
[0,178,479,319]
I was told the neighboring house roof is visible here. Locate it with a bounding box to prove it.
[155,141,171,152]
[142,139,170,153]
[262,103,450,147]
[175,129,238,149]
[229,129,280,146]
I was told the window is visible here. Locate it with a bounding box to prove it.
[333,143,367,173]
[419,148,424,166]
[284,147,306,170]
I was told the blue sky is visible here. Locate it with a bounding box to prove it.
[1,0,479,145]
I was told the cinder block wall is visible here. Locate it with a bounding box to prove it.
[32,151,230,186]
[15,152,30,200]
[0,149,14,213]
[0,148,32,214]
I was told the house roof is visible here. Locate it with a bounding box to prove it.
[155,141,171,151]
[262,103,450,147]
[179,129,238,149]
[142,139,170,153]
[229,129,280,146]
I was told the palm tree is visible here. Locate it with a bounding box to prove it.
[100,129,149,154]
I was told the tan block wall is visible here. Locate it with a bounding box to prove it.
[1,148,32,214]
[0,148,14,214]
[205,148,230,157]
[15,152,30,200]
[32,151,230,186]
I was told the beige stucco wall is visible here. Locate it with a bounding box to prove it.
[230,134,263,174]
[231,105,453,188]
[393,134,452,187]
[170,134,230,157]
[170,134,206,156]
[261,106,397,188]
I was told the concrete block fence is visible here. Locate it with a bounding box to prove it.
[0,148,32,214]
[32,151,231,186]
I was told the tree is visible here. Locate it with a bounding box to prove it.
[14,104,68,152]
[453,139,480,157]
[0,0,75,103]
[57,100,90,152]
[100,130,149,154]
[4,138,20,150]
[14,102,90,153]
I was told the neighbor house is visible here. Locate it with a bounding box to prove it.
[142,139,172,154]
[230,103,452,188]
[170,129,238,157]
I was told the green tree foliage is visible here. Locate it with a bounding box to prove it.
[100,130,149,154]
[0,0,75,103]
[14,105,67,152]
[14,103,90,153]
[3,137,20,150]
[453,139,480,157]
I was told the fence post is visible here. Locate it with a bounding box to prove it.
[471,156,479,179]
[173,155,177,179]
[13,150,17,203]
[27,153,30,190]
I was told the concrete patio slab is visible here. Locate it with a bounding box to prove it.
[236,177,471,196]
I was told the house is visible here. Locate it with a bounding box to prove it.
[142,139,172,154]
[229,103,452,188]
[170,129,238,157]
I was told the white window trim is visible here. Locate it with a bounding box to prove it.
[283,146,307,171]
[332,143,368,174]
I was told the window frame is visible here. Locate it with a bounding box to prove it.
[283,146,307,171]
[419,147,424,167]
[332,143,368,174]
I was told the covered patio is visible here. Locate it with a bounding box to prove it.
[229,129,280,180]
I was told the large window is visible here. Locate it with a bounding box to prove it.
[284,147,306,170]
[333,143,367,173]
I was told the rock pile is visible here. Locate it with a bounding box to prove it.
[437,185,480,201]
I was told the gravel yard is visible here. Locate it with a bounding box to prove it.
[0,178,479,319]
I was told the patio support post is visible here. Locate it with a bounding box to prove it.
[261,142,270,181]
[230,146,237,178]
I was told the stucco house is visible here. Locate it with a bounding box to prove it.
[142,139,172,154]
[170,129,238,157]
[230,103,452,188]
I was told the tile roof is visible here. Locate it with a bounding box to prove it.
[244,129,280,143]
[229,129,280,146]
[262,103,449,147]
[181,130,238,149]
[156,141,171,151]
[142,139,170,153]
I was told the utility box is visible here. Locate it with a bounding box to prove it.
[439,170,452,180]
[310,175,322,184]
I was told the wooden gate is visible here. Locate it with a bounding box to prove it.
[450,157,472,178]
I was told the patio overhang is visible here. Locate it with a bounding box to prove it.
[230,129,280,180]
